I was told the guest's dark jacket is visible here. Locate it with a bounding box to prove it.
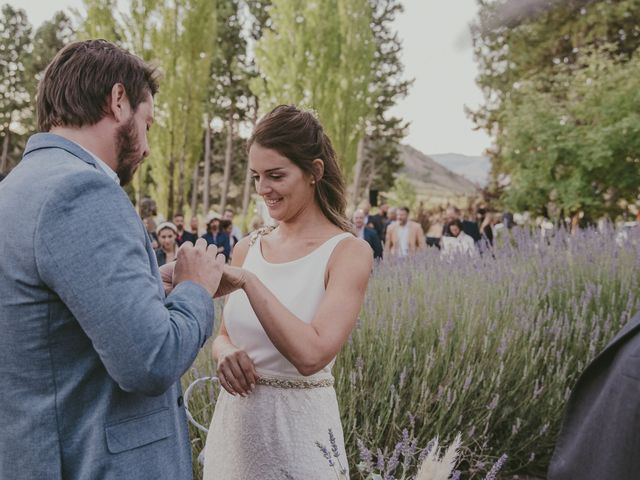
[201,231,231,260]
[443,220,481,243]
[362,227,383,259]
[176,230,197,246]
[155,248,175,267]
[548,311,640,479]
[366,214,385,241]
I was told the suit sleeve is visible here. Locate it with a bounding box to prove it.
[35,171,214,396]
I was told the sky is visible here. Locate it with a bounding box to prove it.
[12,0,492,157]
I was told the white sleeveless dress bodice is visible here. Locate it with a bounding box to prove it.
[203,231,352,480]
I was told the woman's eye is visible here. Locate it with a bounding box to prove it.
[270,175,282,180]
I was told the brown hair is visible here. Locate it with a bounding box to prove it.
[247,105,350,231]
[37,39,159,132]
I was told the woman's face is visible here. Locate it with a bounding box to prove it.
[158,228,176,250]
[450,224,461,237]
[249,143,316,223]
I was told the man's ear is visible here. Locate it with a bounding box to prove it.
[109,83,129,123]
[311,159,324,183]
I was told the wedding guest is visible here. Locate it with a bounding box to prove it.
[155,222,179,267]
[202,217,231,261]
[441,218,476,257]
[173,212,197,246]
[360,201,385,241]
[220,219,236,260]
[384,206,426,257]
[189,215,200,236]
[443,206,481,243]
[353,209,382,259]
[548,310,640,479]
[143,216,159,249]
[223,208,243,246]
[202,104,372,479]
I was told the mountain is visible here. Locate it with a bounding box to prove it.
[397,144,479,201]
[429,153,491,187]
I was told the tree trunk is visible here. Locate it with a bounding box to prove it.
[242,106,259,217]
[177,150,186,213]
[190,160,199,217]
[0,126,10,173]
[168,157,175,219]
[203,115,212,217]
[220,109,234,213]
[350,136,366,208]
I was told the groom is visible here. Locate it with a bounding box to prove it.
[0,40,223,479]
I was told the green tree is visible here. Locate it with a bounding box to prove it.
[76,0,123,43]
[354,0,411,203]
[206,0,253,214]
[252,0,376,180]
[471,0,640,193]
[388,174,417,211]
[0,4,32,173]
[499,46,640,222]
[148,0,216,218]
[24,11,75,131]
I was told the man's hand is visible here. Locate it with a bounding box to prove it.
[214,265,250,298]
[173,238,225,297]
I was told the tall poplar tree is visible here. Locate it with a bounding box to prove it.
[148,0,216,217]
[252,0,376,180]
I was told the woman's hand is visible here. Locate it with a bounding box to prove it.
[216,345,258,396]
[159,261,175,296]
[214,265,250,298]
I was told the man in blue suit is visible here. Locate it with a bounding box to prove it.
[0,40,225,479]
[353,209,383,259]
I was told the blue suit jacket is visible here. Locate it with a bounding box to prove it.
[363,227,383,259]
[0,134,214,479]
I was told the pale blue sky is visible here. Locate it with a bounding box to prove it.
[13,0,492,156]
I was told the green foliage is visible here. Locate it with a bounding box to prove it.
[146,0,217,218]
[360,0,411,193]
[76,0,123,42]
[252,0,376,177]
[388,174,417,211]
[471,0,640,215]
[499,46,640,221]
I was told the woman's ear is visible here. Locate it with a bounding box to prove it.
[311,159,324,183]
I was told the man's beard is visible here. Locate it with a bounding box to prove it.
[115,117,143,187]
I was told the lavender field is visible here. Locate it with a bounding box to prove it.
[183,226,640,478]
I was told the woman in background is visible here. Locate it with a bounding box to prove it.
[154,222,178,267]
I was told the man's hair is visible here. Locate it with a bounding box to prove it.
[399,206,410,214]
[37,39,159,132]
[173,212,184,218]
[224,208,234,215]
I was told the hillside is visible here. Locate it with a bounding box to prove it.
[429,153,491,187]
[398,144,479,201]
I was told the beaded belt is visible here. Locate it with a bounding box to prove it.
[256,375,334,389]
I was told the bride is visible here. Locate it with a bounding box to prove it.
[202,105,372,479]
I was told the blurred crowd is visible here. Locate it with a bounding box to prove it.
[142,201,514,267]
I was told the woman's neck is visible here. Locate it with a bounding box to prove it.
[276,203,337,239]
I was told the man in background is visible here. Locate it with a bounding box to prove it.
[353,209,382,259]
[173,212,197,246]
[385,207,425,257]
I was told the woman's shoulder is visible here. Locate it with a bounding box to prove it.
[331,234,373,263]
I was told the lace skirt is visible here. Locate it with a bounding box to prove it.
[202,381,349,480]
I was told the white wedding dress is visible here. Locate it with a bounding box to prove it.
[202,231,352,480]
